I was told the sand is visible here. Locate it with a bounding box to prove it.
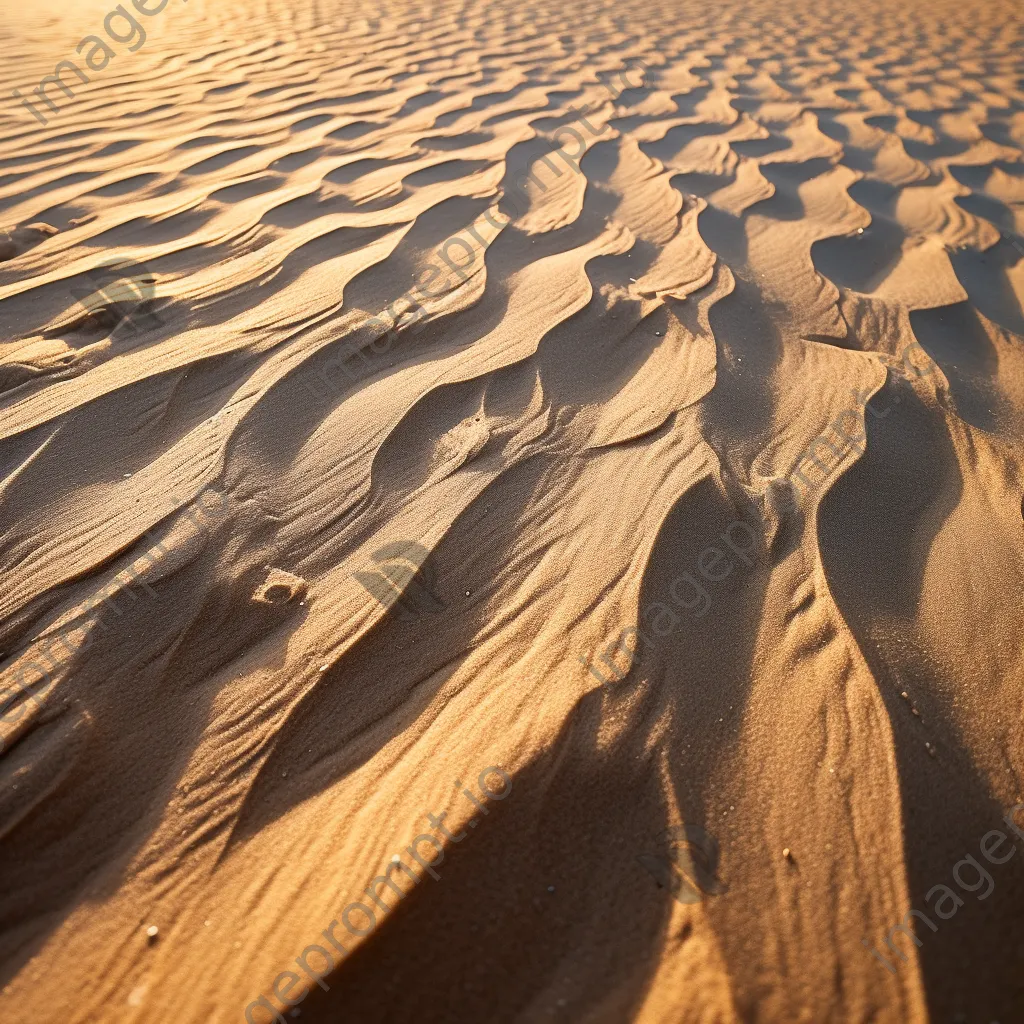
[1,0,1023,1020]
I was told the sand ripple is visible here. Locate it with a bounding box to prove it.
[1,0,1023,1020]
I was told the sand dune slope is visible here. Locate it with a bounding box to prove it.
[1,0,1023,1020]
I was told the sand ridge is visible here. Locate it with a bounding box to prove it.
[0,0,1023,1020]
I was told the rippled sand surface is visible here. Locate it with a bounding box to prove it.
[1,0,1023,1020]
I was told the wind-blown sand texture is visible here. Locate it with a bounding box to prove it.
[1,0,1024,1020]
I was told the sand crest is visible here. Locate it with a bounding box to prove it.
[1,0,1023,1020]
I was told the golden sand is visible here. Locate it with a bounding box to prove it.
[1,0,1023,1020]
